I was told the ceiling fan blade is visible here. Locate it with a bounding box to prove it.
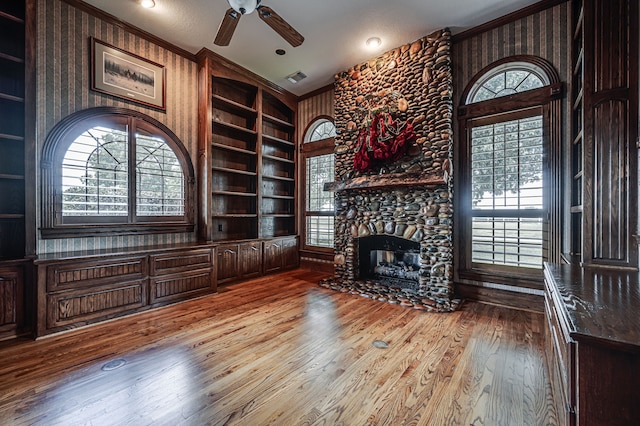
[214,8,241,46]
[257,6,304,47]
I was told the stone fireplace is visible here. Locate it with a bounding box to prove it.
[319,29,460,312]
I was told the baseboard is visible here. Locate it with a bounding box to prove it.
[455,283,544,313]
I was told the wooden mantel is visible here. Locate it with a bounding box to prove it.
[324,171,447,192]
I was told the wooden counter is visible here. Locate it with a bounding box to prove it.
[543,262,640,425]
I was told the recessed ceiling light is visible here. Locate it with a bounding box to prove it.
[140,0,156,8]
[366,37,382,48]
[275,49,286,56]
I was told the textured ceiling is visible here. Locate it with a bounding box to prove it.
[81,0,541,96]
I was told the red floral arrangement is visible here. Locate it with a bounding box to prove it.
[353,111,416,172]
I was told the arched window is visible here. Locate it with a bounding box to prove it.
[302,117,336,250]
[305,118,337,142]
[466,62,550,103]
[41,107,195,237]
[456,56,562,289]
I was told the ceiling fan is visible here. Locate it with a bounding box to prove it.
[214,0,304,47]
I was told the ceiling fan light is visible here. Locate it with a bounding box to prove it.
[228,0,259,15]
[140,0,155,8]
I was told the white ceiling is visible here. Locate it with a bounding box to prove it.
[82,0,540,96]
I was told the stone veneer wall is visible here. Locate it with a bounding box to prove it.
[322,29,459,312]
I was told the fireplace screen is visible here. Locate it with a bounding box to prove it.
[359,236,421,292]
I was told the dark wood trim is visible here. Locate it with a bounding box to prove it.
[324,171,446,192]
[455,282,544,313]
[24,0,36,258]
[452,0,568,43]
[61,0,197,61]
[298,83,334,102]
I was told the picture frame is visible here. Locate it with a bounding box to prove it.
[90,37,166,110]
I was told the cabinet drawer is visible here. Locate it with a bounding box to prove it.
[149,269,214,305]
[46,256,147,292]
[47,279,147,329]
[150,248,213,276]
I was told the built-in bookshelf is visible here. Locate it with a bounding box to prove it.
[261,92,296,238]
[569,0,584,258]
[197,50,297,243]
[0,2,26,260]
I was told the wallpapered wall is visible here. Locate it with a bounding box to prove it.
[37,0,199,254]
[451,1,572,291]
[297,88,335,142]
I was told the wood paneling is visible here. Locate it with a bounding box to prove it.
[0,269,557,425]
[36,245,215,336]
[0,267,22,336]
[581,0,638,267]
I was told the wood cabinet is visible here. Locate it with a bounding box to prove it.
[216,241,263,284]
[0,266,22,340]
[264,237,299,274]
[197,48,297,244]
[35,245,215,337]
[544,263,640,425]
[570,0,639,266]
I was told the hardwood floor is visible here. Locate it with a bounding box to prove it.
[0,269,557,425]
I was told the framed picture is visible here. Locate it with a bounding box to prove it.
[91,37,166,110]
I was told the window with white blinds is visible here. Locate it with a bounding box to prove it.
[469,113,545,269]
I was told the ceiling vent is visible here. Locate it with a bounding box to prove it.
[286,71,307,84]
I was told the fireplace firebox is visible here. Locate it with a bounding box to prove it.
[359,235,421,292]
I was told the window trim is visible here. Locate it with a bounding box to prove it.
[455,56,563,289]
[41,107,195,238]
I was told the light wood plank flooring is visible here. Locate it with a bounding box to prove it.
[0,269,557,425]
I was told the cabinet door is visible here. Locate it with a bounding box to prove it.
[0,267,22,334]
[281,237,299,270]
[263,239,282,274]
[217,244,239,283]
[239,241,262,278]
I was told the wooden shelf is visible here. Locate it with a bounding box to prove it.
[263,154,294,164]
[212,95,257,116]
[212,190,257,197]
[262,194,294,200]
[263,214,294,218]
[263,174,294,182]
[212,166,257,176]
[0,173,24,180]
[0,50,23,64]
[573,88,583,110]
[212,119,257,136]
[211,142,256,156]
[0,93,24,103]
[262,133,294,147]
[212,214,257,218]
[0,10,24,23]
[262,113,293,128]
[0,214,25,219]
[0,134,24,142]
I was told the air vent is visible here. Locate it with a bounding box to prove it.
[286,71,307,84]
